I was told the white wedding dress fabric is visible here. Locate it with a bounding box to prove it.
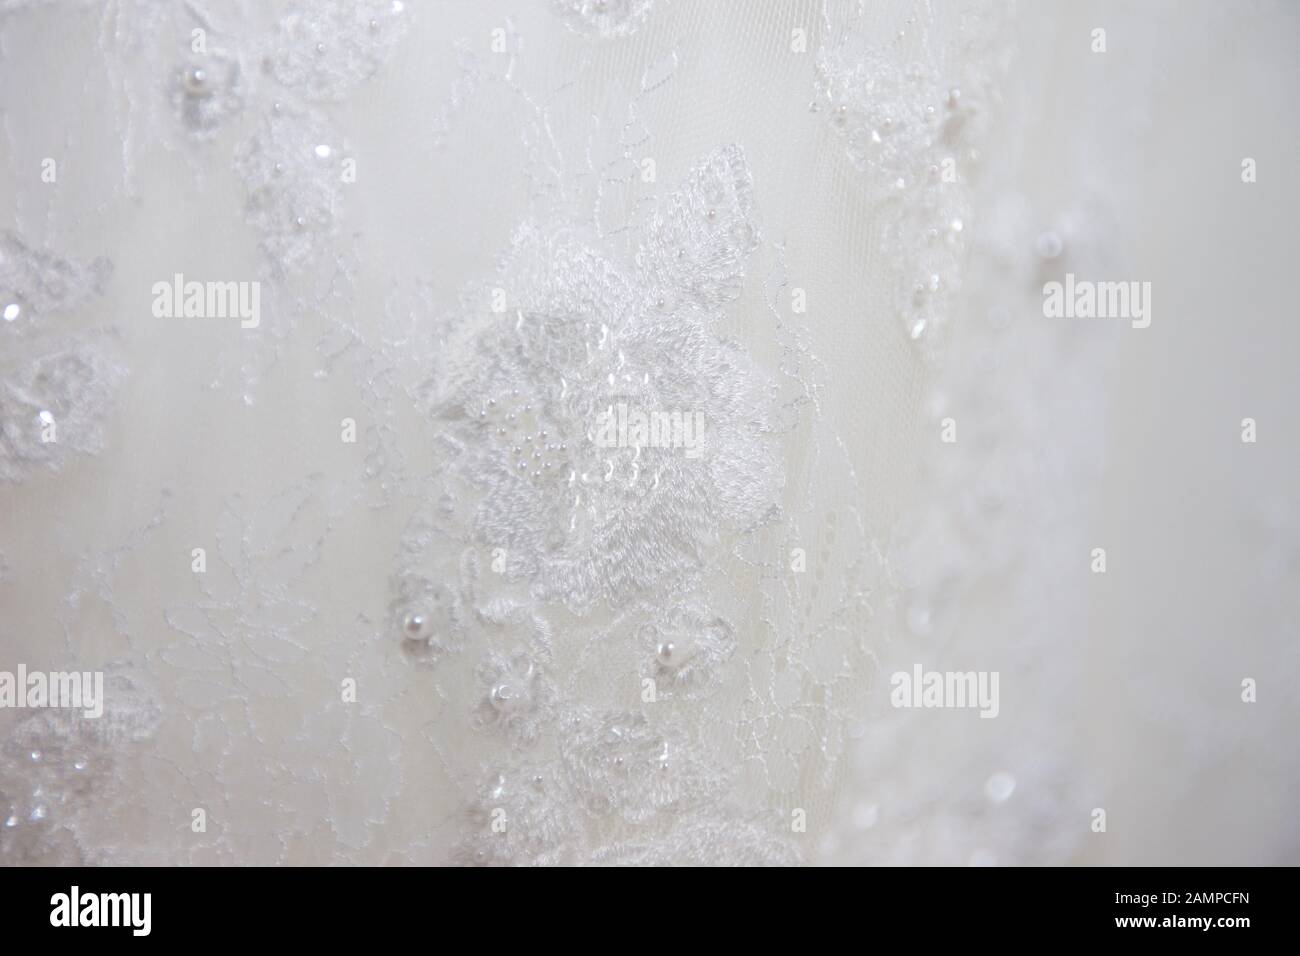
[1,0,1297,866]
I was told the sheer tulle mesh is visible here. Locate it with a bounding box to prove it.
[2,1,1297,866]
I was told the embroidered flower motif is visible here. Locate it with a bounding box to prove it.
[471,647,552,744]
[551,0,655,39]
[424,145,783,614]
[0,667,159,865]
[0,235,123,484]
[560,710,726,823]
[812,2,1000,347]
[172,55,242,137]
[455,766,581,866]
[636,603,737,700]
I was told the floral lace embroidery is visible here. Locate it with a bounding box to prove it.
[0,235,124,483]
[551,0,656,39]
[814,0,1004,350]
[421,145,779,613]
[386,143,860,864]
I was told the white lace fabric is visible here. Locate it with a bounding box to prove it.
[1,0,1297,866]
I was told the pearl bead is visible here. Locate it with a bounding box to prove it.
[402,611,433,642]
[2,302,19,322]
[489,682,523,713]
[183,67,209,97]
[655,636,695,668]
